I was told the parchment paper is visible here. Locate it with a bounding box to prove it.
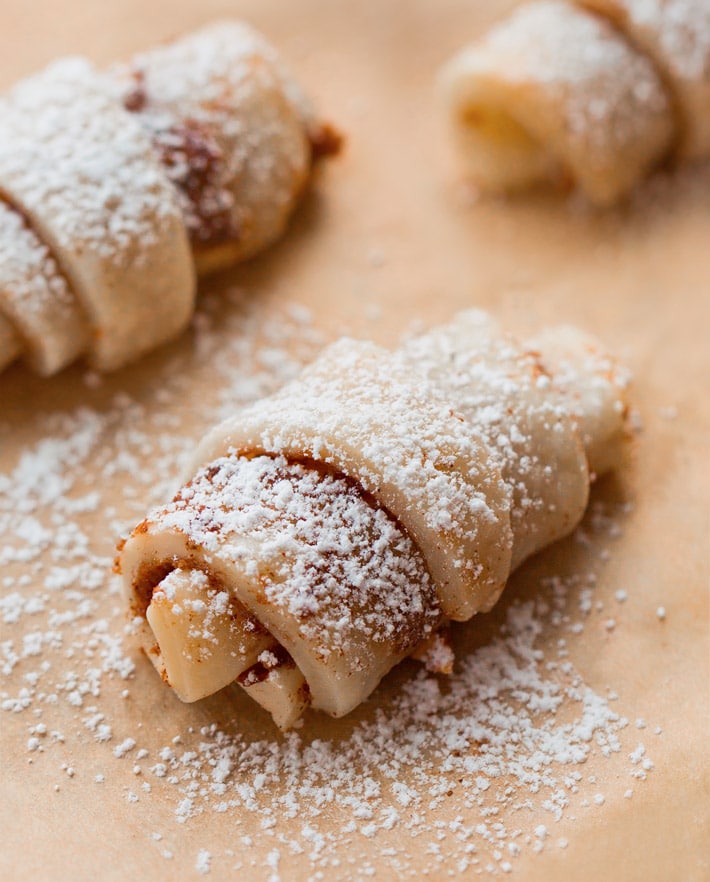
[0,2,708,880]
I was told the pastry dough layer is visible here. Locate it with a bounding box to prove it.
[0,58,195,371]
[190,338,514,621]
[530,324,631,477]
[440,0,675,205]
[0,21,332,377]
[402,311,589,572]
[121,455,439,718]
[111,20,314,275]
[578,0,710,158]
[0,202,87,375]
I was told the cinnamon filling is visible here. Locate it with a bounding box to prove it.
[122,71,239,247]
[152,121,238,246]
[308,122,344,161]
[237,644,296,687]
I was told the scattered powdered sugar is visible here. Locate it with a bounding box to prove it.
[0,293,657,877]
[195,848,212,875]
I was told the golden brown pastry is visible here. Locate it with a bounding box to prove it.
[117,310,631,729]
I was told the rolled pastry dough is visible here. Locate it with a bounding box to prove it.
[118,311,631,728]
[402,310,589,572]
[439,0,677,204]
[0,58,194,372]
[577,0,710,159]
[0,202,88,375]
[528,324,631,477]
[189,338,514,621]
[121,455,439,724]
[110,21,316,276]
[0,22,334,375]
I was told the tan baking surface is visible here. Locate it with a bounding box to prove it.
[0,1,708,880]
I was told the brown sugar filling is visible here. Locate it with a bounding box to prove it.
[122,71,239,248]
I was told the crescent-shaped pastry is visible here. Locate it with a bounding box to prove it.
[117,311,631,729]
[439,0,678,204]
[0,23,336,376]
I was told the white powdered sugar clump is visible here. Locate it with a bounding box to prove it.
[0,295,656,877]
[195,848,211,875]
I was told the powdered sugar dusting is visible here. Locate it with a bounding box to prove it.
[193,337,515,621]
[0,55,195,371]
[579,0,710,157]
[0,296,657,877]
[159,454,438,655]
[0,201,87,374]
[109,20,311,255]
[594,0,710,81]
[484,1,670,150]
[0,57,180,264]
